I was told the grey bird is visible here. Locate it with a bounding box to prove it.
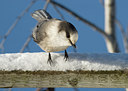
[31,9,78,65]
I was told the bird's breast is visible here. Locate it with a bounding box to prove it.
[38,35,70,52]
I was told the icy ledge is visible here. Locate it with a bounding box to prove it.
[0,52,128,71]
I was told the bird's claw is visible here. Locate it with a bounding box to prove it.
[64,50,69,61]
[47,58,53,66]
[47,53,53,66]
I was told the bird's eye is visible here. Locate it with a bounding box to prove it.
[37,25,39,28]
[66,32,70,38]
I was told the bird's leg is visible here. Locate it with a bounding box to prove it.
[64,50,68,61]
[47,53,53,65]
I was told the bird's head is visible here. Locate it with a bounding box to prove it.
[58,21,78,48]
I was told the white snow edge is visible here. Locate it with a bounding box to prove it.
[0,52,128,71]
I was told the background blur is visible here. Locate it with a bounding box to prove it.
[0,0,128,91]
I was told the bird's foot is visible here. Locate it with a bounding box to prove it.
[47,53,53,65]
[47,59,53,66]
[64,50,69,61]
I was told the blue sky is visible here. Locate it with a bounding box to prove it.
[0,0,128,91]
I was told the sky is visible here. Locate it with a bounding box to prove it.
[0,0,128,91]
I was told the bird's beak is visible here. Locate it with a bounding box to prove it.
[72,43,76,48]
[69,39,76,48]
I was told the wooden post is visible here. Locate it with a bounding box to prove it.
[0,70,128,88]
[0,52,128,88]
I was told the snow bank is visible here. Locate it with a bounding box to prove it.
[0,52,128,71]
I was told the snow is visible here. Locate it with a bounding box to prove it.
[0,52,128,71]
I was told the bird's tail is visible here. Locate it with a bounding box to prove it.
[31,9,52,22]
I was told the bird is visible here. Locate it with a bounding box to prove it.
[31,9,78,65]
